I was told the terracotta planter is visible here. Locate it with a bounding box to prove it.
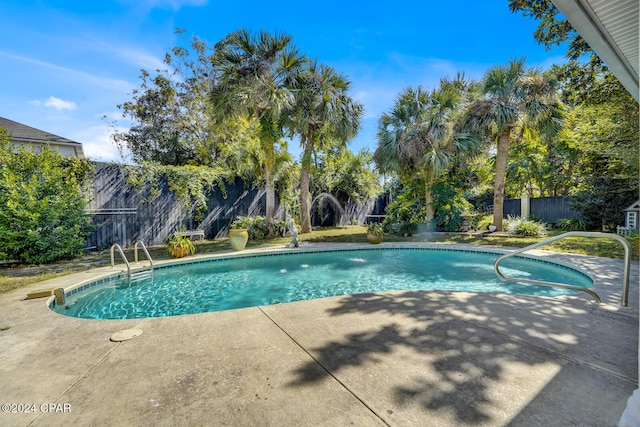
[367,232,383,244]
[170,247,190,258]
[229,228,249,251]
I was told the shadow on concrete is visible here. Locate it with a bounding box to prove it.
[287,290,637,425]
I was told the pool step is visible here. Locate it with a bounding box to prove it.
[129,269,154,284]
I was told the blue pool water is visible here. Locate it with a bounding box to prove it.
[52,248,593,320]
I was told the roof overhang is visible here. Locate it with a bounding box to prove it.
[552,0,639,102]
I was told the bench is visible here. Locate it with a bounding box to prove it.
[181,230,205,240]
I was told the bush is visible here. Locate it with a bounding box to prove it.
[431,182,473,232]
[624,232,639,259]
[569,179,638,231]
[274,218,289,238]
[505,216,548,237]
[475,214,494,231]
[0,130,93,264]
[382,180,426,235]
[230,216,267,240]
[397,221,418,236]
[556,217,587,231]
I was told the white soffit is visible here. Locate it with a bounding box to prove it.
[552,0,639,101]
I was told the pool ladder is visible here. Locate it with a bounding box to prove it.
[494,231,632,307]
[110,241,154,278]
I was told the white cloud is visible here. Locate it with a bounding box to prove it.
[44,96,77,111]
[71,125,130,163]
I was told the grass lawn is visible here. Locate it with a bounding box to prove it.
[1,226,636,294]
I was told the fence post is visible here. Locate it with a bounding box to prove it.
[521,192,530,219]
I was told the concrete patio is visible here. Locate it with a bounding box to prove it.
[0,244,637,426]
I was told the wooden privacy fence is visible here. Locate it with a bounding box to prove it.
[481,195,579,223]
[85,162,377,250]
[86,162,578,249]
[86,162,266,250]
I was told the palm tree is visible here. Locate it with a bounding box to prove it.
[286,60,363,233]
[375,81,477,223]
[212,29,307,237]
[462,58,564,230]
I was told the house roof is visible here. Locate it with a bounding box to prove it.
[552,0,639,101]
[623,200,640,212]
[0,117,85,158]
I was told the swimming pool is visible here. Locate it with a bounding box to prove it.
[51,247,593,320]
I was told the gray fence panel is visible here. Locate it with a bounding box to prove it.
[479,196,576,224]
[86,163,376,249]
[530,196,578,223]
[503,199,521,218]
[86,162,266,250]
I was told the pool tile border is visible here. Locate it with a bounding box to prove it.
[50,245,594,312]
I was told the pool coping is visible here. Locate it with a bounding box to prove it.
[49,243,597,319]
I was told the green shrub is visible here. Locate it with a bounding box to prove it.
[527,213,542,223]
[505,216,548,237]
[569,180,638,231]
[625,232,639,259]
[382,180,426,235]
[0,129,93,264]
[397,221,418,236]
[431,182,473,232]
[231,216,267,240]
[274,218,289,237]
[556,217,587,231]
[475,214,494,231]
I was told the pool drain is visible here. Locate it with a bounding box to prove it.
[110,328,143,342]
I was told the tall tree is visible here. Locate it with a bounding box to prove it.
[375,80,479,223]
[462,58,564,230]
[561,100,638,230]
[510,0,638,230]
[212,29,307,237]
[287,61,363,233]
[508,0,594,64]
[508,0,634,106]
[110,30,256,167]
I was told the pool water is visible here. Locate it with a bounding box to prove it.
[52,248,593,320]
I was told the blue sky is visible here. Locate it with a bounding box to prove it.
[0,0,567,162]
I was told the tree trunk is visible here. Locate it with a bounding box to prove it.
[265,167,275,238]
[299,141,313,233]
[259,119,277,239]
[300,168,311,233]
[493,127,511,231]
[425,174,434,223]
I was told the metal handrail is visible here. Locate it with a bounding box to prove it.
[110,243,131,276]
[494,231,632,307]
[133,241,154,270]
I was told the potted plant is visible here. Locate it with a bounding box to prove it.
[166,233,196,258]
[229,219,249,251]
[366,222,384,244]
